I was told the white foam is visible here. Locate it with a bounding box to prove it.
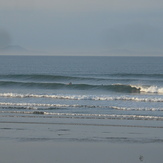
[112,106,163,111]
[41,112,163,120]
[0,102,163,113]
[131,85,163,94]
[0,93,163,102]
[1,110,162,121]
[0,102,70,108]
[0,102,107,109]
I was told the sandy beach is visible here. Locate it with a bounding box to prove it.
[0,116,163,163]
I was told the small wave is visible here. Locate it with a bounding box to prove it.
[41,112,163,121]
[0,74,80,81]
[0,102,71,108]
[1,110,163,121]
[0,102,109,109]
[0,74,113,83]
[112,106,163,111]
[0,81,65,89]
[0,93,163,102]
[0,102,163,112]
[109,73,163,78]
[1,73,163,79]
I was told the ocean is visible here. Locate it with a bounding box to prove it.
[0,56,163,122]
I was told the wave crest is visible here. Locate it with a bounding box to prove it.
[0,81,141,93]
[1,109,163,121]
[131,85,163,94]
[0,93,163,102]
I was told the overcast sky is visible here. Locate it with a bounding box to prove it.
[0,0,163,56]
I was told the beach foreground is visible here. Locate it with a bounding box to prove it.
[0,116,163,163]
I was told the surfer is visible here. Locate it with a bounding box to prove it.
[68,82,72,85]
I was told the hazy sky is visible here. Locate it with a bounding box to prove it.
[0,0,163,56]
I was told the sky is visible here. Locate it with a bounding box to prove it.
[0,0,163,56]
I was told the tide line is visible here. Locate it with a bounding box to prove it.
[0,120,163,128]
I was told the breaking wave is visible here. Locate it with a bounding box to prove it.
[0,73,163,94]
[1,80,163,94]
[131,85,163,94]
[0,93,163,102]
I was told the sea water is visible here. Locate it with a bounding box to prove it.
[0,56,163,121]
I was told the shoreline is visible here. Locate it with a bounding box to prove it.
[0,116,163,163]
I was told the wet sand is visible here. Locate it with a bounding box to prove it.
[0,116,163,163]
